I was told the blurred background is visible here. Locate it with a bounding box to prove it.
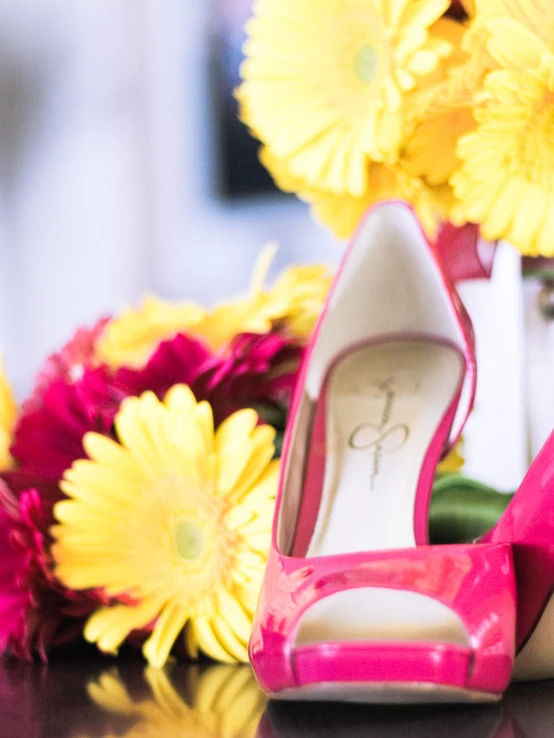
[0,0,340,395]
[0,0,534,489]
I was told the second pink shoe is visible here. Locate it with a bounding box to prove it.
[482,427,554,682]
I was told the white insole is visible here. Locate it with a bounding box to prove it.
[296,341,468,647]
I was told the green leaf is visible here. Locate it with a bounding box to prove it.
[429,476,514,544]
[273,430,284,458]
[251,403,287,431]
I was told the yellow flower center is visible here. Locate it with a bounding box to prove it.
[329,11,389,115]
[159,477,238,602]
[355,44,379,84]
[175,520,205,560]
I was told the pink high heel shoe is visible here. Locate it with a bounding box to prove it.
[482,429,554,681]
[249,201,516,703]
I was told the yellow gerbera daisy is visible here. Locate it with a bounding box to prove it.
[87,665,266,738]
[96,296,206,370]
[239,0,452,196]
[196,249,332,346]
[97,251,331,370]
[52,386,278,668]
[452,55,554,255]
[0,361,17,471]
[260,146,440,240]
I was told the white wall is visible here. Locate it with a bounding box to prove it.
[0,0,340,396]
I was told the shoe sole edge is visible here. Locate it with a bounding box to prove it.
[269,681,501,704]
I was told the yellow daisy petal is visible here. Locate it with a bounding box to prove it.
[476,0,554,55]
[234,582,261,616]
[0,361,16,472]
[239,458,280,504]
[228,425,276,495]
[404,105,476,186]
[536,205,554,257]
[143,601,190,669]
[452,56,554,256]
[486,17,547,70]
[163,384,198,413]
[215,409,258,453]
[79,433,140,476]
[190,617,238,664]
[243,531,272,556]
[215,589,252,645]
[210,616,249,662]
[84,599,161,655]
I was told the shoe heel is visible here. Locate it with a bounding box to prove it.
[482,428,554,680]
[509,543,554,681]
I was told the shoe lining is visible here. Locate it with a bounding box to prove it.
[295,340,468,647]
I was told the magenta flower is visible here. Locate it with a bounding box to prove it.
[11,331,301,488]
[23,318,110,415]
[0,482,112,660]
[11,367,125,484]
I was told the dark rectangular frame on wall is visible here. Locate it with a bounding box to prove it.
[211,0,286,200]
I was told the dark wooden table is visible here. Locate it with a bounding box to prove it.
[0,654,551,737]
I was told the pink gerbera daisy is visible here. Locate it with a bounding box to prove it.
[11,367,125,484]
[23,318,109,414]
[0,482,112,660]
[197,331,301,425]
[11,331,301,488]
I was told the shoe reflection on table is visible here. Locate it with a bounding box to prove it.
[503,680,554,737]
[257,700,513,738]
[258,680,554,738]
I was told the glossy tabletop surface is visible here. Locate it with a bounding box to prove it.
[1,653,553,737]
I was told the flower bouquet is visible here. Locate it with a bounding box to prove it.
[0,253,332,668]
